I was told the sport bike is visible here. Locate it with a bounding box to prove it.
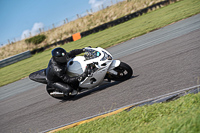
[29,47,133,100]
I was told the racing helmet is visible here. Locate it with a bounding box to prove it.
[51,47,69,63]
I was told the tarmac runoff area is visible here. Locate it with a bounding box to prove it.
[43,85,200,133]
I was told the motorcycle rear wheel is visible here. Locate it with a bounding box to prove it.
[108,62,133,81]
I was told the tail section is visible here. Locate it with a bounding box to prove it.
[29,69,47,84]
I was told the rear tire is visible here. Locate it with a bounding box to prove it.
[108,62,133,81]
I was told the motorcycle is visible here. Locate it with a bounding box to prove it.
[29,47,133,100]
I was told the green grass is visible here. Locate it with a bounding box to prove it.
[57,93,200,133]
[0,0,200,87]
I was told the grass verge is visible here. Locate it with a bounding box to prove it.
[57,93,200,133]
[0,0,200,87]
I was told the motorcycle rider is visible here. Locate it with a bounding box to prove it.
[46,47,88,96]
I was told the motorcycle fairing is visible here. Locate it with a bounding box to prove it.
[79,63,111,89]
[66,47,121,89]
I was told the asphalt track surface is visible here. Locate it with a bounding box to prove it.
[0,14,200,133]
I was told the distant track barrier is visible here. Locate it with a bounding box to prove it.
[0,0,176,68]
[0,51,31,68]
[31,0,175,54]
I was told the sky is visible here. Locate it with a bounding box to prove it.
[0,0,122,46]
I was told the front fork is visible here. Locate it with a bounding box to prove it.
[105,60,121,81]
[108,60,121,72]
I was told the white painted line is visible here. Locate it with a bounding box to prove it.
[42,84,200,133]
[120,84,200,109]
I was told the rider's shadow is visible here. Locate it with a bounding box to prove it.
[61,75,138,102]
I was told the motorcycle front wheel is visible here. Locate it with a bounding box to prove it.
[108,62,133,81]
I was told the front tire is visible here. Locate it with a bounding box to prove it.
[108,62,133,81]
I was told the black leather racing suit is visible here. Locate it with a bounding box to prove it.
[46,49,84,94]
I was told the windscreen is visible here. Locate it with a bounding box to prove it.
[84,49,101,60]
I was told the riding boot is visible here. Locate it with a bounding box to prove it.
[52,82,73,96]
[71,89,78,95]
